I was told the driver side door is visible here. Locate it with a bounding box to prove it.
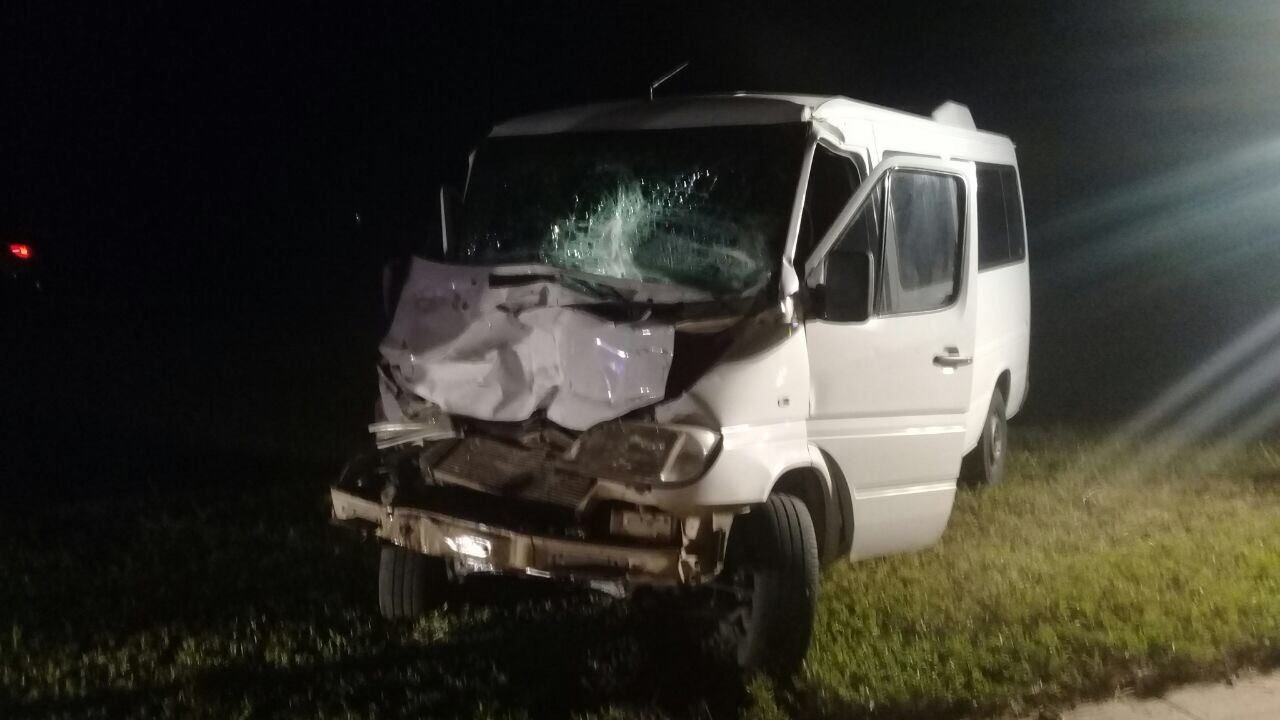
[803,156,977,559]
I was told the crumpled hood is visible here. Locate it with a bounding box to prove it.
[378,258,695,430]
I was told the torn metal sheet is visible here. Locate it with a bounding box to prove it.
[379,258,679,430]
[367,417,456,450]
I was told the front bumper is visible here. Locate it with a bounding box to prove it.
[331,487,691,586]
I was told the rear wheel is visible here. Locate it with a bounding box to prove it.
[961,389,1008,487]
[378,545,448,619]
[718,493,819,675]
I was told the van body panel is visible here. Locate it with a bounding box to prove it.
[663,325,811,429]
[847,482,958,559]
[638,330,820,513]
[629,420,820,514]
[966,260,1032,450]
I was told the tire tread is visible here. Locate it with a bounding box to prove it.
[378,545,444,620]
[737,493,819,674]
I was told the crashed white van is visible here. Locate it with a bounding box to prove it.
[331,93,1029,672]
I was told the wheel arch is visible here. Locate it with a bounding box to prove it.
[995,369,1011,403]
[768,449,853,566]
[966,369,1014,452]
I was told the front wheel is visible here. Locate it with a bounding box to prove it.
[961,389,1008,487]
[718,493,819,675]
[378,545,448,619]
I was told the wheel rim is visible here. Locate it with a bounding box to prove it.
[987,412,1005,468]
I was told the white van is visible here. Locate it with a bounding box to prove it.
[331,93,1030,673]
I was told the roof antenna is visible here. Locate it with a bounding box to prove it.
[649,61,690,101]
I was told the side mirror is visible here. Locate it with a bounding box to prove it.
[438,185,461,258]
[808,250,875,322]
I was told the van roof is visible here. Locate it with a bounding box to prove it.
[490,93,1012,146]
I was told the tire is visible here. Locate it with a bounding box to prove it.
[720,493,819,675]
[961,389,1008,487]
[378,545,447,619]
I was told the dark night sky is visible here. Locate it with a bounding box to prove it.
[5,1,1280,478]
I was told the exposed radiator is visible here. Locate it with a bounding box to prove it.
[432,436,594,508]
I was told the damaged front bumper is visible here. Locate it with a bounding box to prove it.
[331,479,734,594]
[332,487,685,585]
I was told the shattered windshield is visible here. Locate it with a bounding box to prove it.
[457,124,808,297]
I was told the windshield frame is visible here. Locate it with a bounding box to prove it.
[452,122,815,301]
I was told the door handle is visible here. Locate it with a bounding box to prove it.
[933,348,973,368]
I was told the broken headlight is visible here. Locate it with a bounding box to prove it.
[567,422,720,485]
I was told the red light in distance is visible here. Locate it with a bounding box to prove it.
[9,244,31,260]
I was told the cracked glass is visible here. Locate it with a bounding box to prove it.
[458,124,808,297]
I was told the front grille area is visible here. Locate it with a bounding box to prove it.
[411,484,584,539]
[432,436,594,508]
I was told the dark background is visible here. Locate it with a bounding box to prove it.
[5,1,1280,491]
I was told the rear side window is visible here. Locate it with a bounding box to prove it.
[976,163,1026,269]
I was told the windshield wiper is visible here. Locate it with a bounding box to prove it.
[558,275,633,303]
[487,272,560,288]
[487,269,633,303]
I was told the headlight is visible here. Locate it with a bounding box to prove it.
[567,422,720,485]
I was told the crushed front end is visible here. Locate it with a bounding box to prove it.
[331,110,825,672]
[331,120,807,598]
[331,414,734,595]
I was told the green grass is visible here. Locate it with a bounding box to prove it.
[2,430,1278,719]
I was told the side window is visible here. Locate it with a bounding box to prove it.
[882,171,964,314]
[976,162,1026,269]
[798,144,862,264]
[1003,168,1027,262]
[977,165,1010,268]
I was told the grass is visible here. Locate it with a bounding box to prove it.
[1,429,1278,719]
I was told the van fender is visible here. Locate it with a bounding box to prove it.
[797,445,854,562]
[601,424,854,564]
[643,421,812,510]
[756,445,844,565]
